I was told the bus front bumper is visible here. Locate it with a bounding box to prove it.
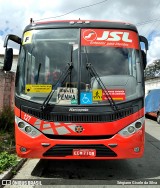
[15,126,145,159]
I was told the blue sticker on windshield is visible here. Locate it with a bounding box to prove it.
[80,92,92,104]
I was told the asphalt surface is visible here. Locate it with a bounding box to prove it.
[2,117,160,188]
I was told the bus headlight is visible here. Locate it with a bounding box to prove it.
[25,126,32,133]
[15,116,42,138]
[18,122,25,128]
[135,121,142,129]
[128,126,135,134]
[118,117,144,137]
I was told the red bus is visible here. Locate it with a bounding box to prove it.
[3,20,148,159]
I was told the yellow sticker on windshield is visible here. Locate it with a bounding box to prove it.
[92,89,102,101]
[25,84,52,93]
[23,31,33,45]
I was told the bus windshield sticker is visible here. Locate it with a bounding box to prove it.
[102,89,126,101]
[57,87,78,104]
[22,31,33,45]
[25,84,52,93]
[92,89,103,101]
[80,92,92,104]
[71,99,78,104]
[81,29,139,49]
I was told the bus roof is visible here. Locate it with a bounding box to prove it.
[24,19,138,33]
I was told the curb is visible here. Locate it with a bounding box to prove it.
[0,158,27,187]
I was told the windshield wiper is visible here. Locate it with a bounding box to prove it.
[41,45,74,111]
[86,63,118,112]
[41,62,73,111]
[36,63,41,84]
[84,46,118,111]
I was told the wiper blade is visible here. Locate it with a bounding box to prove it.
[86,63,118,112]
[41,45,74,111]
[41,62,73,111]
[36,63,41,84]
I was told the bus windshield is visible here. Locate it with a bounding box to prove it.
[16,28,143,105]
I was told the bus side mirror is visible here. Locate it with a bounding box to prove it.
[3,34,21,71]
[3,48,13,71]
[141,50,147,70]
[139,36,148,70]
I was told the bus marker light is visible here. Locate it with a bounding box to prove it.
[41,143,50,147]
[20,147,27,152]
[69,21,75,24]
[134,147,140,153]
[31,131,37,136]
[108,143,118,148]
[122,131,128,136]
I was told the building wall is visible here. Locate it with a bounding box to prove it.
[0,70,15,110]
[0,54,18,111]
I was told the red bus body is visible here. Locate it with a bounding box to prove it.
[15,107,145,159]
[4,20,148,159]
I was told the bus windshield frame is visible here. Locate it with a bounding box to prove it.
[15,28,143,106]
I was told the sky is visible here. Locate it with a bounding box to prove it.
[0,0,160,65]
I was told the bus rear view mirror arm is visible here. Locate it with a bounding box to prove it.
[4,34,21,48]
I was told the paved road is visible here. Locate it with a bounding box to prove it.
[3,117,160,187]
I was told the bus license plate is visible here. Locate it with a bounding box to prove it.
[73,149,96,156]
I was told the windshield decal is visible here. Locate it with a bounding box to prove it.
[103,89,126,101]
[22,31,33,45]
[25,84,52,93]
[81,29,139,49]
[92,89,126,101]
[93,89,103,101]
[57,87,78,104]
[80,92,92,104]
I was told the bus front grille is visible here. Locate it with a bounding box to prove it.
[43,144,117,157]
[21,106,133,122]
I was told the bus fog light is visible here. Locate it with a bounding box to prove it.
[20,147,27,152]
[134,147,140,153]
[135,122,142,129]
[25,126,32,133]
[128,126,135,133]
[18,122,25,129]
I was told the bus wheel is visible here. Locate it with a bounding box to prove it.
[157,113,160,124]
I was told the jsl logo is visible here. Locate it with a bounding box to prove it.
[83,29,132,43]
